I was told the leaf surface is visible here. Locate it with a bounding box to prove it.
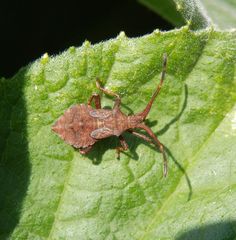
[0,28,236,240]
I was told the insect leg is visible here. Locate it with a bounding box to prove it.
[96,78,121,109]
[116,135,128,159]
[88,93,101,109]
[79,145,93,155]
[136,123,168,177]
[128,130,153,144]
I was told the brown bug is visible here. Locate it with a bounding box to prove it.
[52,54,168,176]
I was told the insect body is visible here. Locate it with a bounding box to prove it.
[52,54,168,176]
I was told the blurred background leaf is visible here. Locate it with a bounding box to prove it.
[140,0,236,29]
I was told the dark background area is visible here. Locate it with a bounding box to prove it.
[0,0,172,78]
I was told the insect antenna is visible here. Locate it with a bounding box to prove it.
[138,53,167,120]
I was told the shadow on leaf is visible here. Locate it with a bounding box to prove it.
[0,69,30,238]
[175,220,236,240]
[157,84,188,136]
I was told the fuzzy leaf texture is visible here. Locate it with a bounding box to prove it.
[0,27,236,240]
[140,0,236,29]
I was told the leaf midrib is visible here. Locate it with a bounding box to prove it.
[139,111,227,239]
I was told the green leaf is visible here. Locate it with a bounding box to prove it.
[1,27,236,239]
[139,0,236,30]
[138,0,212,30]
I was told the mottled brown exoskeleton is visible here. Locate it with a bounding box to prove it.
[52,54,168,176]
